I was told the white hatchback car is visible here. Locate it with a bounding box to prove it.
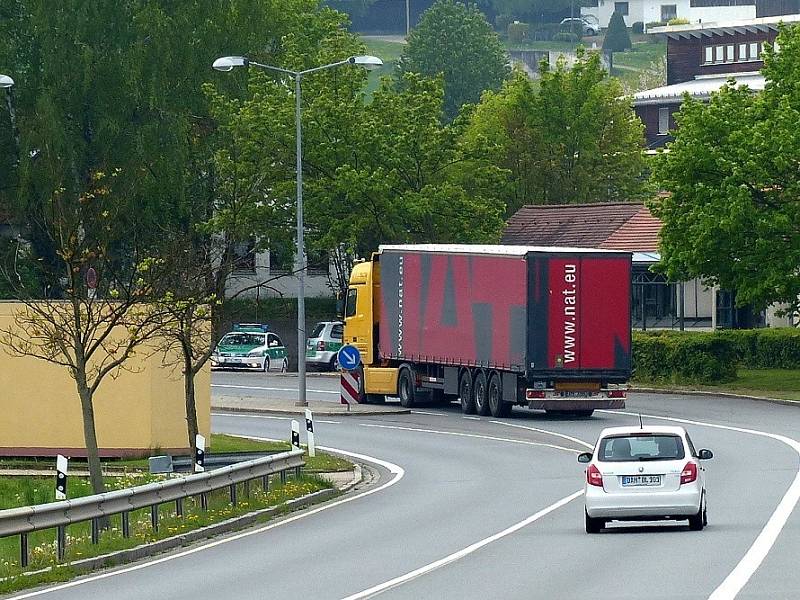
[578,425,713,533]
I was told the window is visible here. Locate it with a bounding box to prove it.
[310,323,326,338]
[267,333,283,348]
[332,324,344,340]
[739,43,747,60]
[345,288,358,318]
[614,1,629,15]
[715,45,724,62]
[750,42,759,60]
[704,46,713,63]
[598,434,686,462]
[232,240,256,272]
[269,245,294,274]
[726,45,734,62]
[658,107,670,135]
[660,4,677,21]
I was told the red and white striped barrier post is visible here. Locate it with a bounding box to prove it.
[340,370,360,412]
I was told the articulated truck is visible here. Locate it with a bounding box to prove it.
[343,244,631,417]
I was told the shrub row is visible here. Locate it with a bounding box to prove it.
[716,328,800,369]
[632,331,737,384]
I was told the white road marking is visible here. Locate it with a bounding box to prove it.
[211,383,339,394]
[341,490,584,600]
[212,412,341,424]
[360,423,582,454]
[489,420,594,449]
[599,409,800,600]
[410,410,447,416]
[6,447,404,599]
[462,416,480,420]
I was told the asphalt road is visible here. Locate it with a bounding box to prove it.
[10,390,800,600]
[211,370,341,402]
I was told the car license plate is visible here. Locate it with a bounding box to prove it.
[621,475,662,487]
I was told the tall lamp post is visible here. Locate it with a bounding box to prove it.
[1,75,18,168]
[212,55,382,407]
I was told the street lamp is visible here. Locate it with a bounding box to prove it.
[213,54,383,407]
[0,74,13,88]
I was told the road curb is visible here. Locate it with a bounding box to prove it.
[630,387,800,408]
[211,404,411,417]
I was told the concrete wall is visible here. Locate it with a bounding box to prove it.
[0,302,210,457]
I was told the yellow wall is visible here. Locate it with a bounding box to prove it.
[0,302,210,457]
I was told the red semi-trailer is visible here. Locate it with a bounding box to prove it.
[343,244,631,417]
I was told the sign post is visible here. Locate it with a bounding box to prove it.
[194,434,205,473]
[55,455,68,500]
[305,408,315,457]
[291,419,301,450]
[337,345,362,411]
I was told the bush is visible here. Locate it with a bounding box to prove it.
[495,13,513,34]
[603,11,632,52]
[531,23,560,41]
[667,17,690,25]
[716,328,800,369]
[632,331,737,384]
[507,21,529,44]
[632,21,644,34]
[645,21,664,31]
[553,32,580,43]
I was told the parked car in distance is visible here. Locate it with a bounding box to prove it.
[211,323,289,372]
[578,425,713,533]
[560,16,599,36]
[306,321,344,371]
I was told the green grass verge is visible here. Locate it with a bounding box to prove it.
[0,434,352,475]
[634,368,800,402]
[0,475,331,594]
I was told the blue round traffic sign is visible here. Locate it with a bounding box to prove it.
[337,345,362,371]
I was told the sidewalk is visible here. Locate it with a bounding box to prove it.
[212,394,410,416]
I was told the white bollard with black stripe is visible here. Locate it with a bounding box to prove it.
[194,434,206,473]
[305,408,316,457]
[291,419,301,450]
[55,455,68,500]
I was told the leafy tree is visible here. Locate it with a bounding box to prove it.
[603,11,632,53]
[0,173,169,496]
[398,0,510,120]
[652,26,800,317]
[464,51,647,213]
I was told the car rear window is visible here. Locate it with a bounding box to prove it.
[331,324,343,339]
[310,323,325,339]
[598,434,685,462]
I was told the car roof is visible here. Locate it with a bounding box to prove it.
[598,425,687,437]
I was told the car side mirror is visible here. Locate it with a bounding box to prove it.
[698,449,713,460]
[577,452,592,463]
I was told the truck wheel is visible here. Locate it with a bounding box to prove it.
[459,370,476,414]
[488,373,511,417]
[474,370,490,416]
[398,368,416,408]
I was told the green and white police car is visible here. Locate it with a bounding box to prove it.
[211,324,289,372]
[306,321,344,371]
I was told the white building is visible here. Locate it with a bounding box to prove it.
[582,0,756,29]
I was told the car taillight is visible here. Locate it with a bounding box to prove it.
[317,341,325,351]
[586,464,603,487]
[680,462,698,484]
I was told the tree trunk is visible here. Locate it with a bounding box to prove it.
[184,348,199,470]
[76,377,105,496]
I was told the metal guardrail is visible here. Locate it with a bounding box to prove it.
[0,449,305,568]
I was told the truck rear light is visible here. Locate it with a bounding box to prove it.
[526,389,546,399]
[608,390,626,398]
[680,462,698,485]
[586,464,603,487]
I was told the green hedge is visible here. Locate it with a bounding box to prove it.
[632,331,737,384]
[716,328,800,369]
